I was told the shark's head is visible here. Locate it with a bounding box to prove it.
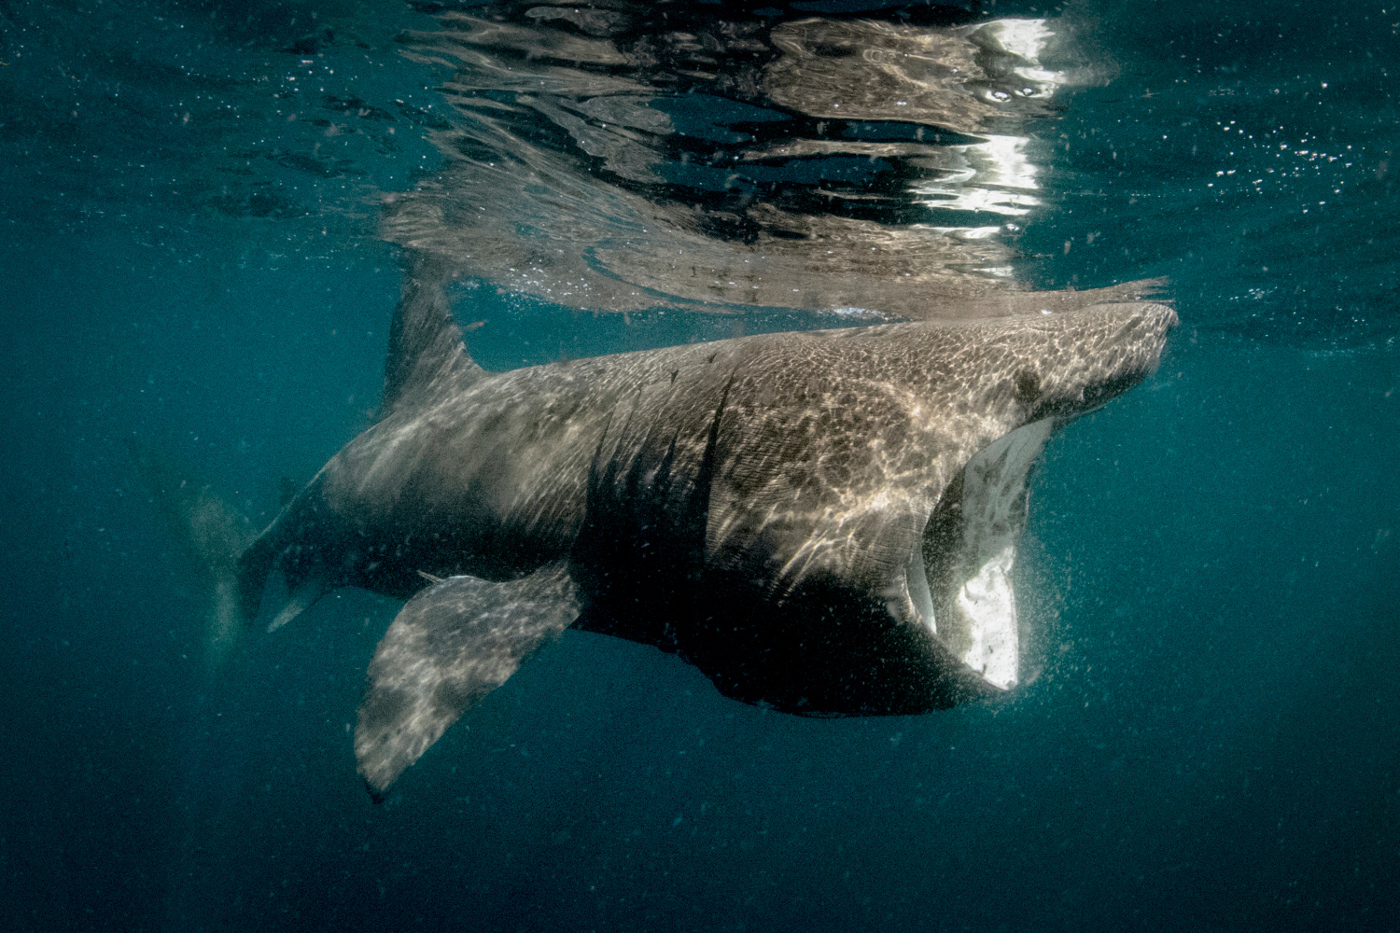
[638,300,1179,715]
[899,301,1179,695]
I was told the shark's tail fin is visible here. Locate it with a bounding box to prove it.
[128,439,257,672]
[381,252,485,416]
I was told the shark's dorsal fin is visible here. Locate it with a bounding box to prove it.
[382,254,485,415]
[354,562,580,797]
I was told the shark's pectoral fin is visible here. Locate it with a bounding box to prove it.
[354,561,580,796]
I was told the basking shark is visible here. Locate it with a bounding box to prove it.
[238,266,1176,795]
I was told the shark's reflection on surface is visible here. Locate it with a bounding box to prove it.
[384,0,1141,319]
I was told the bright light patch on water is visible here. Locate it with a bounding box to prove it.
[913,135,1041,215]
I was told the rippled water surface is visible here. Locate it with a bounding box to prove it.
[2,2,1397,931]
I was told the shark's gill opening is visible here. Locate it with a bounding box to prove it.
[911,419,1056,690]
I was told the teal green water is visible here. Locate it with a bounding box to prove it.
[2,2,1397,930]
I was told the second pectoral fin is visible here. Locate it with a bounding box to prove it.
[354,561,580,796]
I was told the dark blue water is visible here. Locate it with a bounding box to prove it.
[2,2,1397,931]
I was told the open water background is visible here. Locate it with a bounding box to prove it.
[2,1,1397,930]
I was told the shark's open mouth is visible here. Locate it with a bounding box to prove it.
[908,418,1056,691]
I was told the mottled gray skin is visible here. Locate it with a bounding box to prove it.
[239,272,1176,794]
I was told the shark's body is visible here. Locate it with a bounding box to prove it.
[239,266,1176,794]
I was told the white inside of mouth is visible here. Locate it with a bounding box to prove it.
[908,418,1054,690]
[956,544,1018,688]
